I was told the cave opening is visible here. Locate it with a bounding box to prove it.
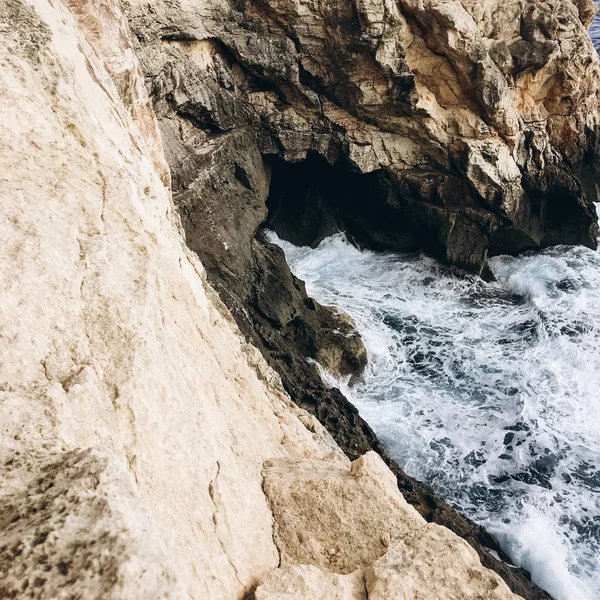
[264,153,421,253]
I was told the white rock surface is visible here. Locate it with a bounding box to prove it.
[0,0,524,598]
[366,523,520,600]
[255,564,365,600]
[0,0,342,597]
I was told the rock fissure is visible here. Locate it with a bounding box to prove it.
[207,460,248,592]
[260,465,282,571]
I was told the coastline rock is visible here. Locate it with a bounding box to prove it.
[6,0,599,597]
[255,565,366,600]
[119,1,600,598]
[0,1,532,599]
[255,452,523,600]
[262,452,423,573]
[365,523,520,600]
[0,1,341,597]
[127,0,600,272]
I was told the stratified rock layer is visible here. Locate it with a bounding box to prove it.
[128,0,600,272]
[0,0,531,599]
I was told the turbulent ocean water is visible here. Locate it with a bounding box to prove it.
[591,5,600,51]
[269,17,600,600]
[271,231,600,600]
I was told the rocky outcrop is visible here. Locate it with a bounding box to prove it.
[255,452,520,600]
[0,0,537,599]
[127,0,600,272]
[0,0,340,596]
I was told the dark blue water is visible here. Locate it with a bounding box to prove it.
[592,3,600,51]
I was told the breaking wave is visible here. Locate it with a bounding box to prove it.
[269,228,600,600]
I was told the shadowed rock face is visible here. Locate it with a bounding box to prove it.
[267,155,424,253]
[127,0,600,272]
[266,153,599,264]
[124,1,600,598]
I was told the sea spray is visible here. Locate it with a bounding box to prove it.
[268,230,600,600]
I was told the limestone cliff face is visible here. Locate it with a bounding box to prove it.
[127,0,600,273]
[115,4,599,598]
[0,0,530,599]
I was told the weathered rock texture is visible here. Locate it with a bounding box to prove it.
[127,0,600,272]
[0,0,534,599]
[255,452,521,600]
[120,1,600,597]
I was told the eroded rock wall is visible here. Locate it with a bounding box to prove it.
[0,0,342,596]
[118,3,600,597]
[0,0,531,599]
[128,0,600,272]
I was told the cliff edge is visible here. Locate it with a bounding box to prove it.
[113,4,600,598]
[0,0,530,599]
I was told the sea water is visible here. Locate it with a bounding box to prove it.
[591,4,600,51]
[269,232,600,600]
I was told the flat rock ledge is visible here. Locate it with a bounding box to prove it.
[256,452,519,600]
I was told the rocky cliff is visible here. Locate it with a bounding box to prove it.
[115,1,599,598]
[127,0,600,272]
[0,0,550,598]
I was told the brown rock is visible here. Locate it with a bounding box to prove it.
[262,452,424,573]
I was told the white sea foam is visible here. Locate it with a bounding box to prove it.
[268,229,600,600]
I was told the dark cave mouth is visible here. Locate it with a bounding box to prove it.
[264,154,600,278]
[264,154,502,273]
[265,154,421,254]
